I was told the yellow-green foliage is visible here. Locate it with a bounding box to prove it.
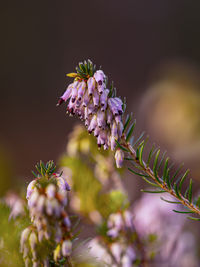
[0,203,29,267]
[60,125,127,219]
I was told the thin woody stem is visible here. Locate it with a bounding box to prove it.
[123,141,200,217]
[134,231,148,267]
[66,256,73,267]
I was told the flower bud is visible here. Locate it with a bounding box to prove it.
[100,89,109,111]
[94,126,100,137]
[110,136,116,151]
[36,195,46,213]
[88,115,97,133]
[83,92,90,107]
[29,232,38,259]
[54,244,61,262]
[115,149,124,168]
[27,180,36,199]
[93,89,99,107]
[88,102,95,115]
[28,191,39,208]
[46,184,56,199]
[124,211,134,231]
[118,121,123,137]
[77,81,86,100]
[20,228,31,251]
[71,81,79,103]
[108,213,123,230]
[94,70,105,84]
[87,77,96,96]
[57,176,71,192]
[38,230,45,242]
[111,121,118,138]
[106,108,113,124]
[97,110,106,129]
[107,228,119,238]
[60,83,73,102]
[110,243,122,262]
[63,215,71,228]
[62,240,72,257]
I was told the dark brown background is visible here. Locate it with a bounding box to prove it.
[1,0,200,180]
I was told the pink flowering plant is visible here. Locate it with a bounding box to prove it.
[58,59,200,220]
[0,59,200,267]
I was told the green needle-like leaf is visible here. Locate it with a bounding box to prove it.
[115,140,129,152]
[188,179,193,203]
[165,168,171,189]
[171,163,184,183]
[196,196,200,208]
[153,149,160,180]
[123,113,132,132]
[173,210,194,214]
[139,144,144,167]
[160,197,181,204]
[147,144,155,168]
[133,131,145,147]
[141,189,166,193]
[140,176,160,187]
[173,183,181,199]
[126,122,136,142]
[187,216,200,221]
[128,167,149,178]
[163,157,169,182]
[178,169,190,193]
[158,151,167,171]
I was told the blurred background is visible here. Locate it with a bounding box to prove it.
[1,1,200,266]
[1,0,200,190]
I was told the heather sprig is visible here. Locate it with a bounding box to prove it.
[89,209,148,266]
[119,110,200,220]
[57,60,125,162]
[58,60,200,220]
[20,161,73,266]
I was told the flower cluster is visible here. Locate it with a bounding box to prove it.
[89,210,137,267]
[20,161,73,266]
[4,192,25,220]
[133,194,199,266]
[20,227,49,267]
[107,211,136,266]
[89,238,136,267]
[107,210,135,238]
[57,60,125,168]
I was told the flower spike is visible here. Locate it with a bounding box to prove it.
[57,59,125,167]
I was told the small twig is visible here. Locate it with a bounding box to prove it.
[66,256,73,267]
[123,141,200,217]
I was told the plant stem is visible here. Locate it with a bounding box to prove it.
[66,256,73,267]
[123,141,200,217]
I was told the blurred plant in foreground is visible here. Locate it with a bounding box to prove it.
[60,125,200,266]
[0,196,28,266]
[133,194,199,267]
[0,125,199,266]
[60,125,148,266]
[1,59,200,267]
[60,125,126,221]
[21,161,74,266]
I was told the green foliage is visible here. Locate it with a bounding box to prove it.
[60,126,126,219]
[108,190,129,213]
[119,114,200,220]
[0,203,30,267]
[32,160,57,178]
[67,60,96,80]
